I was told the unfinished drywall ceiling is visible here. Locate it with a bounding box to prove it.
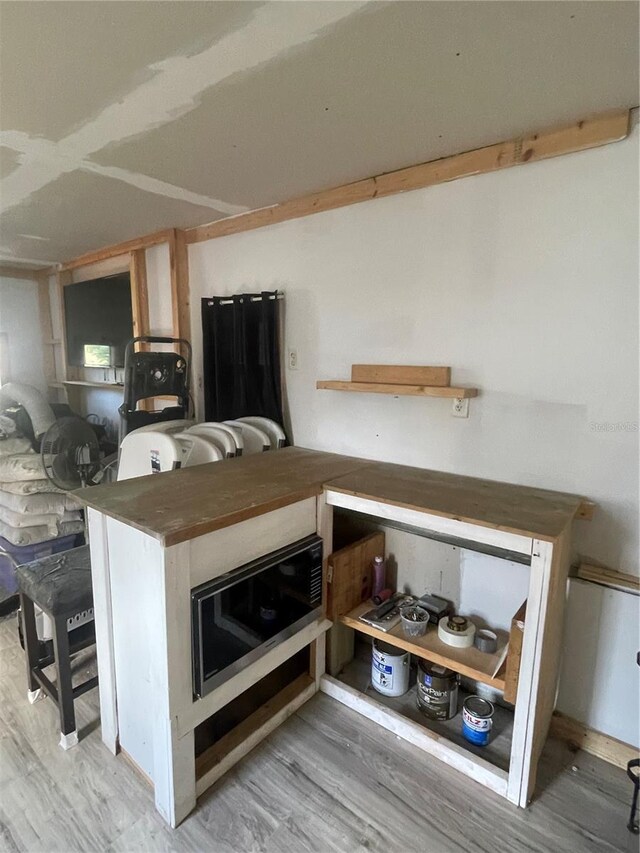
[0,0,638,265]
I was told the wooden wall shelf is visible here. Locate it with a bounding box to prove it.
[316,364,478,399]
[317,380,478,398]
[340,601,507,691]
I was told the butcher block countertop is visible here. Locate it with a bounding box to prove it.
[75,446,592,546]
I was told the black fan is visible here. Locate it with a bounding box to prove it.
[41,417,102,490]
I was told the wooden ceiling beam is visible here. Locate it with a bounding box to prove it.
[185,109,631,245]
[60,228,173,271]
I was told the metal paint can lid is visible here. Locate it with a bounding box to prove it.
[463,696,494,719]
[418,659,456,680]
[373,638,407,659]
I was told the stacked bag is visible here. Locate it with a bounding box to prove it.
[0,417,84,548]
[0,426,84,547]
[0,385,86,600]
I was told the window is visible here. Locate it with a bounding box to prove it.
[83,343,112,367]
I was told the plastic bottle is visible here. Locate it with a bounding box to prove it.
[372,555,386,597]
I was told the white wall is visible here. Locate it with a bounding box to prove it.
[188,121,639,744]
[0,276,46,392]
[146,243,174,337]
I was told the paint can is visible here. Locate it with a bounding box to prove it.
[371,639,410,697]
[416,660,459,720]
[462,696,495,746]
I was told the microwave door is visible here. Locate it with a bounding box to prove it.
[212,593,263,650]
[192,535,323,697]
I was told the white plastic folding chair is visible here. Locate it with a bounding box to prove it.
[183,424,237,459]
[223,420,270,454]
[117,431,182,480]
[118,430,222,480]
[202,422,244,456]
[174,433,223,467]
[236,417,286,449]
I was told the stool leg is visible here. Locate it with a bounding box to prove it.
[20,594,44,704]
[52,615,78,750]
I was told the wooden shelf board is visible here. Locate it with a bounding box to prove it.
[63,380,123,390]
[340,601,507,691]
[317,380,478,398]
[47,381,65,389]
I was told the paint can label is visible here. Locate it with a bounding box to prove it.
[371,646,409,696]
[417,681,458,720]
[462,703,493,746]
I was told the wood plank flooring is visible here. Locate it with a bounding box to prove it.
[0,612,635,853]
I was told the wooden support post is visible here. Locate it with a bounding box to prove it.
[130,250,150,341]
[37,273,56,393]
[169,229,190,344]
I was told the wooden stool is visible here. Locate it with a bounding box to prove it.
[17,545,98,750]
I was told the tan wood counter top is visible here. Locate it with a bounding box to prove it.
[75,447,370,546]
[76,447,591,546]
[324,461,590,541]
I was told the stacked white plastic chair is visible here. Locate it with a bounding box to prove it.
[235,417,287,449]
[117,416,286,480]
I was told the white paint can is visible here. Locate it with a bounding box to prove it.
[371,639,410,697]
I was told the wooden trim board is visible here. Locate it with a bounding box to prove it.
[576,563,639,595]
[129,250,150,341]
[60,229,173,271]
[186,111,630,244]
[549,711,639,769]
[169,229,191,343]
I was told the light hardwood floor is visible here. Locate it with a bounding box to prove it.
[0,612,635,853]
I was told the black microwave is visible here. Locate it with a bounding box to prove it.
[191,535,323,698]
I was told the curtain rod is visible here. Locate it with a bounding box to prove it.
[207,292,284,306]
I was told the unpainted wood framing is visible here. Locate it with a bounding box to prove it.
[549,710,639,769]
[31,108,629,403]
[185,110,630,243]
[38,231,190,410]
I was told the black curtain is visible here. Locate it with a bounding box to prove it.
[201,292,284,425]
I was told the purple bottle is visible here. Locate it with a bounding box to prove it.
[372,555,386,597]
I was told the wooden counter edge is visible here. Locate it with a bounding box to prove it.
[80,485,323,547]
[322,483,572,543]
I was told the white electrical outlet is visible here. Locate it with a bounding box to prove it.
[287,348,298,370]
[452,397,470,418]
